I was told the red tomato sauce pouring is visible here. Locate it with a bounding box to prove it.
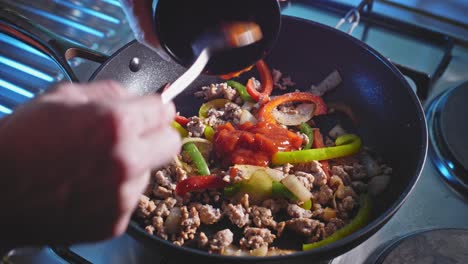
[213,121,303,166]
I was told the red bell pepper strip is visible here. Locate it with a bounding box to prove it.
[246,60,273,104]
[313,129,331,178]
[175,175,228,196]
[258,92,327,123]
[175,115,190,126]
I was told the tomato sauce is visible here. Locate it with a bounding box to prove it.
[214,121,303,166]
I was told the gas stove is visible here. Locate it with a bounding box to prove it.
[1,0,467,263]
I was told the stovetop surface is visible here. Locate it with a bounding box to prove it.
[1,1,467,263]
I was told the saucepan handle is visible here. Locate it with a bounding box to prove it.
[334,0,430,100]
[0,7,109,82]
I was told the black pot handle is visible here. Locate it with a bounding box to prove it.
[0,7,109,82]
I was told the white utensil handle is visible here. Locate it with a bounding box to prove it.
[161,48,210,104]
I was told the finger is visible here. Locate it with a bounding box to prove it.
[115,95,176,137]
[77,80,131,101]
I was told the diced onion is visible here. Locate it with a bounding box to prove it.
[281,174,312,202]
[182,137,212,146]
[250,246,268,256]
[232,164,284,181]
[164,207,182,234]
[272,103,315,126]
[239,109,257,124]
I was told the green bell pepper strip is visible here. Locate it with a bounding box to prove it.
[226,80,253,102]
[301,199,312,210]
[272,134,362,165]
[223,182,243,196]
[204,126,215,141]
[199,99,230,118]
[172,121,188,137]
[303,194,371,251]
[299,122,314,150]
[272,181,298,201]
[183,142,210,175]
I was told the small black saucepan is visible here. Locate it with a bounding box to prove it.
[0,7,427,264]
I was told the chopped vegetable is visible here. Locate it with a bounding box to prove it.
[246,60,273,104]
[322,207,337,222]
[175,175,228,196]
[181,137,212,145]
[204,126,215,141]
[312,129,331,178]
[258,92,327,124]
[227,80,253,102]
[183,142,210,175]
[301,199,313,210]
[271,103,315,126]
[199,99,230,118]
[281,174,312,202]
[299,122,314,149]
[272,181,297,200]
[172,121,188,137]
[239,109,257,124]
[272,134,362,165]
[224,182,243,196]
[232,164,285,182]
[175,115,190,126]
[303,194,371,251]
[241,170,273,203]
[165,207,182,234]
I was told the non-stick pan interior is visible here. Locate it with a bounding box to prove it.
[91,15,426,262]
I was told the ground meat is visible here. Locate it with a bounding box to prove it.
[155,197,177,217]
[209,229,234,253]
[136,195,157,218]
[276,221,286,237]
[315,185,334,205]
[153,186,173,199]
[285,218,323,237]
[310,161,328,186]
[262,199,288,214]
[195,82,238,100]
[282,163,294,174]
[175,167,188,182]
[240,193,250,209]
[251,206,276,228]
[340,196,357,211]
[324,218,345,237]
[154,169,175,188]
[329,175,344,190]
[298,132,310,147]
[351,181,368,193]
[198,232,209,248]
[336,185,357,199]
[272,69,283,89]
[180,206,201,240]
[224,204,250,228]
[287,204,313,218]
[282,76,296,87]
[344,163,367,180]
[152,215,167,240]
[145,225,155,235]
[295,171,315,190]
[198,204,222,225]
[239,228,276,250]
[224,167,246,184]
[331,165,352,185]
[204,108,225,127]
[224,102,242,124]
[186,116,206,137]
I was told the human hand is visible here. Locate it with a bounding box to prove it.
[0,81,181,247]
[119,0,171,60]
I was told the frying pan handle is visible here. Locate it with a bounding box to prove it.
[0,7,109,82]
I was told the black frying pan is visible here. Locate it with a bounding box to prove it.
[0,8,427,264]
